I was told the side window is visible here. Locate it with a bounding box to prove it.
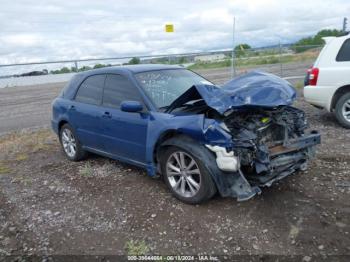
[103,74,143,108]
[336,39,350,62]
[75,75,105,105]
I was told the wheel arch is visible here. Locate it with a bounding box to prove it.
[153,130,185,168]
[154,132,216,176]
[331,85,350,111]
[58,119,69,133]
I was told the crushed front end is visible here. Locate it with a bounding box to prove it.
[203,105,320,201]
[222,105,320,191]
[167,71,321,201]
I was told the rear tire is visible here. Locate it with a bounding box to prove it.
[59,124,87,161]
[335,92,350,129]
[160,144,216,204]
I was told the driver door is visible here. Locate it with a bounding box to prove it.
[100,74,149,164]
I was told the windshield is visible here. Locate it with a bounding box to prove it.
[135,69,213,108]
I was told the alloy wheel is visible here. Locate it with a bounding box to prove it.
[61,128,77,158]
[342,98,350,123]
[166,151,201,198]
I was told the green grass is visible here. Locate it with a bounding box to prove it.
[0,163,11,174]
[125,240,149,256]
[189,59,232,70]
[16,153,28,161]
[0,129,55,159]
[189,56,285,70]
[188,50,319,70]
[294,81,304,89]
[79,163,94,177]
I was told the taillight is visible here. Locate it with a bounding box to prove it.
[309,67,319,86]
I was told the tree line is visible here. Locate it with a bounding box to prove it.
[50,57,141,74]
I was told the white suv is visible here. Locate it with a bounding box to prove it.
[304,34,350,128]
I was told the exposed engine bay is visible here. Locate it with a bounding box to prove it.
[222,106,318,186]
[173,102,320,190]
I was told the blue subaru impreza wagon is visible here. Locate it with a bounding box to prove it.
[52,64,320,203]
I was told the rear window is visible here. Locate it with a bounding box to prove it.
[75,75,105,105]
[336,39,350,61]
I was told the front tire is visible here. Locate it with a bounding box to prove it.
[160,145,216,204]
[59,124,87,161]
[335,92,350,129]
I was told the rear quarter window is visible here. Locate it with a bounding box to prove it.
[60,74,82,98]
[75,74,105,105]
[336,39,350,62]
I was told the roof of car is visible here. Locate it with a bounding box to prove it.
[79,64,184,76]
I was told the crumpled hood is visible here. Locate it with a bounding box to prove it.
[168,71,297,115]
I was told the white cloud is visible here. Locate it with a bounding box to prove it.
[0,0,349,64]
[1,34,42,46]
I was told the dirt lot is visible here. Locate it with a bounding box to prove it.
[0,88,349,259]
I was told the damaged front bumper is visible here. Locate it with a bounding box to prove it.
[255,131,320,187]
[206,131,321,201]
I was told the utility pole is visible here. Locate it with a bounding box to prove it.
[279,41,283,77]
[165,24,174,64]
[231,16,236,78]
[343,17,348,32]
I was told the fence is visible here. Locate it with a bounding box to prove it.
[0,44,323,88]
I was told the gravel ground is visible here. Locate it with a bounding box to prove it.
[0,68,349,260]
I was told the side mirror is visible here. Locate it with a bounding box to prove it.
[120,101,143,113]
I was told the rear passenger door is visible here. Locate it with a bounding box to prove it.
[70,74,106,150]
[100,74,149,164]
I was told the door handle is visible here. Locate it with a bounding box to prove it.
[69,105,76,111]
[102,111,112,118]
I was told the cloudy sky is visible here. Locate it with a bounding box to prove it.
[0,0,349,65]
